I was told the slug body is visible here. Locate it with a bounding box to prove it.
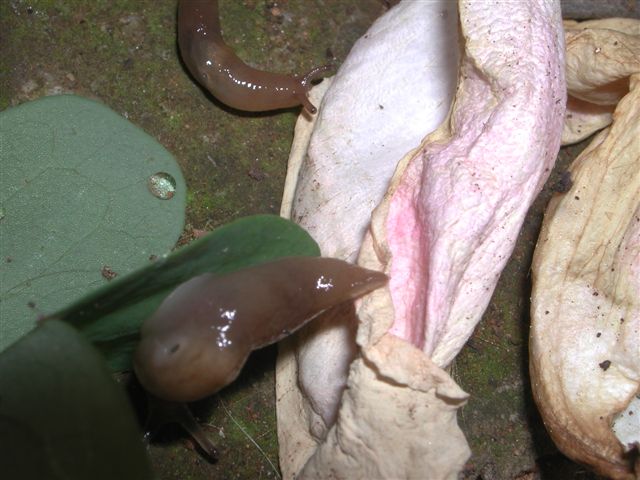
[177,0,329,114]
[133,257,386,403]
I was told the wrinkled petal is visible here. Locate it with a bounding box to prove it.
[530,74,640,480]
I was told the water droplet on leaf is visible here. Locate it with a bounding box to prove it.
[147,172,176,200]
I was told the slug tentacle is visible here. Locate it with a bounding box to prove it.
[133,257,386,403]
[177,0,330,114]
[298,64,335,113]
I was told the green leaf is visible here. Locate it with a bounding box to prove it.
[0,319,153,480]
[0,95,186,351]
[52,214,320,371]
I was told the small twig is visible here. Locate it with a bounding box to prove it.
[219,397,281,479]
[473,335,508,351]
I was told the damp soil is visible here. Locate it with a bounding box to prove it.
[0,1,626,479]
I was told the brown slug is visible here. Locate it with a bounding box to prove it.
[177,0,331,114]
[133,257,387,403]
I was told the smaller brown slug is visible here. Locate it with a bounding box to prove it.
[133,257,386,403]
[177,0,331,114]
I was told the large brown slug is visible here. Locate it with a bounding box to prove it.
[177,0,331,114]
[133,257,386,403]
